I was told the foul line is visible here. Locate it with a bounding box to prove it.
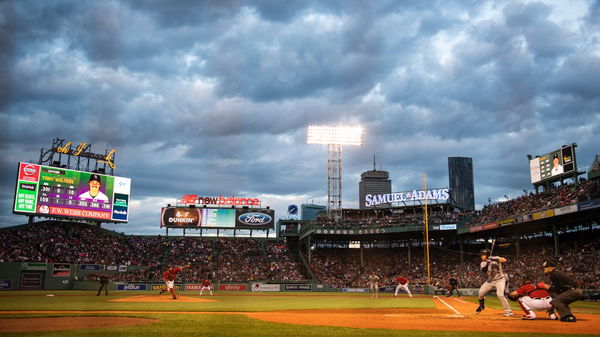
[452,297,468,304]
[433,296,462,316]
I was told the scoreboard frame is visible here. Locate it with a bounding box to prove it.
[12,162,131,223]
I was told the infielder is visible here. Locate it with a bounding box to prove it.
[159,265,190,299]
[507,272,557,320]
[475,249,513,317]
[200,279,213,296]
[367,273,380,298]
[394,276,412,297]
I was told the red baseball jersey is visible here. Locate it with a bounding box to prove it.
[163,268,182,281]
[202,280,211,287]
[516,282,550,298]
[396,276,408,285]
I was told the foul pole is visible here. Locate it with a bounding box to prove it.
[423,174,431,285]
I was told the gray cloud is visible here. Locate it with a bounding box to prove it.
[2,0,599,234]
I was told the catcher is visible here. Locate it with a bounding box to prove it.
[507,272,557,320]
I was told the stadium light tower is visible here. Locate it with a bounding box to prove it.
[307,125,363,220]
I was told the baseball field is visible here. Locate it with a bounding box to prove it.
[1,291,599,336]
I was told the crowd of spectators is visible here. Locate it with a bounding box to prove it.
[308,233,600,290]
[470,180,597,226]
[0,222,308,283]
[0,222,165,266]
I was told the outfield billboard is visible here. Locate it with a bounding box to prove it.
[161,207,274,229]
[13,162,131,222]
[530,145,576,184]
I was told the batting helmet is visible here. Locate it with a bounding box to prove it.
[480,249,491,257]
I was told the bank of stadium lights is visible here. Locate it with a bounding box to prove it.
[307,125,363,146]
[307,125,364,221]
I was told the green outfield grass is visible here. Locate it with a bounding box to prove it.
[0,291,598,337]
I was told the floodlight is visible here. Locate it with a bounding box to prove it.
[307,125,363,146]
[307,124,364,220]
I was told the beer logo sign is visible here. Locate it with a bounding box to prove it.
[238,212,272,226]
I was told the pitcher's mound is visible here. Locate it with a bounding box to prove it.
[110,295,216,303]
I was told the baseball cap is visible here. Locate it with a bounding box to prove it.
[89,174,102,183]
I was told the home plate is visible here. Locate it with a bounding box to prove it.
[110,295,216,303]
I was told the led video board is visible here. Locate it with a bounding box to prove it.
[161,207,274,229]
[529,145,575,184]
[13,162,131,222]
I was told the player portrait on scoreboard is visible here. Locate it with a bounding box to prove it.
[79,174,109,202]
[551,153,563,176]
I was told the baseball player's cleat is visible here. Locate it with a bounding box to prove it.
[521,315,535,320]
[503,312,514,317]
[560,315,576,322]
[475,305,485,314]
[549,313,558,320]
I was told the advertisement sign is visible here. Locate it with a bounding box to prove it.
[530,145,576,184]
[52,263,71,277]
[251,283,280,292]
[342,288,369,293]
[21,272,43,288]
[180,194,260,206]
[117,284,148,291]
[365,188,450,207]
[0,280,13,290]
[218,284,248,291]
[439,224,457,230]
[79,264,101,271]
[13,162,131,222]
[533,210,555,220]
[118,265,128,272]
[554,204,578,216]
[185,284,204,291]
[106,265,118,271]
[151,284,181,291]
[578,199,600,211]
[161,207,274,229]
[284,284,312,291]
[161,207,201,227]
[235,209,275,229]
[21,262,47,271]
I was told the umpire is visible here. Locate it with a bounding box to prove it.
[543,259,583,322]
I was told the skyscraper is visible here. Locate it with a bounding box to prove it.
[448,157,475,211]
[359,159,392,209]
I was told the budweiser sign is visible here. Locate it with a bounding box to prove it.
[218,284,248,291]
[180,195,260,206]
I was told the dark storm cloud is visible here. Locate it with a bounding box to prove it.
[2,0,599,233]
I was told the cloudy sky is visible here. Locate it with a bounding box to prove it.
[1,0,599,235]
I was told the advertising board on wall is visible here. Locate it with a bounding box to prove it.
[161,207,274,229]
[117,284,148,291]
[52,263,71,277]
[218,284,248,291]
[0,280,13,290]
[13,162,131,222]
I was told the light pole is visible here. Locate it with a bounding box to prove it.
[307,125,363,222]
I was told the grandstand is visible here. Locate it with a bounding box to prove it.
[1,176,599,297]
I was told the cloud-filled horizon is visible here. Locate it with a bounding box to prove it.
[1,0,599,234]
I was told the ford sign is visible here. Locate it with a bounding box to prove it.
[238,212,272,225]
